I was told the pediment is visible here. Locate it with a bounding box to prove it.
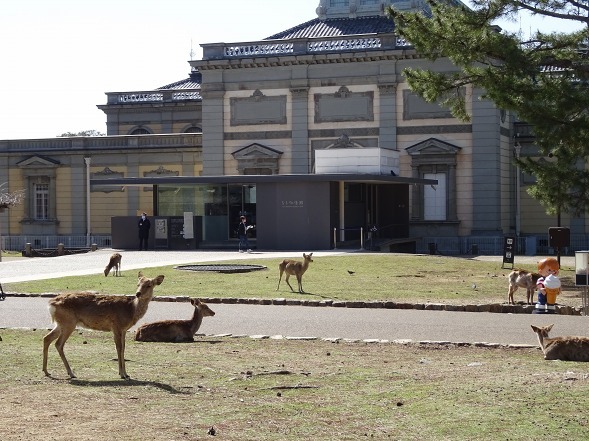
[405,138,461,156]
[324,134,364,149]
[232,143,283,160]
[17,155,60,168]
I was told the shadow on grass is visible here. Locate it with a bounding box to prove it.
[69,378,191,394]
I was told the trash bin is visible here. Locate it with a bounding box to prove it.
[428,243,437,255]
[471,244,478,255]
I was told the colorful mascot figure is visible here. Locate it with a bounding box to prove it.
[533,257,561,314]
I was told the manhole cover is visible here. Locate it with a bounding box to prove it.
[175,264,267,274]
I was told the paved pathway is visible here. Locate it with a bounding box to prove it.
[0,250,585,346]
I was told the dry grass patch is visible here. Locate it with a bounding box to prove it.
[2,329,589,440]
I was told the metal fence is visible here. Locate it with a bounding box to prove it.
[0,235,112,251]
[2,233,589,256]
[416,234,589,256]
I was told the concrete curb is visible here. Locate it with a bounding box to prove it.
[3,292,582,315]
[2,326,540,351]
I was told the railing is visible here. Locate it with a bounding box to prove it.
[0,133,202,151]
[201,34,411,61]
[0,235,112,252]
[307,37,382,52]
[114,90,201,104]
[224,42,294,57]
[333,227,365,250]
[417,234,589,256]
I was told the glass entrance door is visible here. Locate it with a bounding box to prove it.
[228,185,256,239]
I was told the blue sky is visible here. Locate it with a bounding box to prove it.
[0,0,578,140]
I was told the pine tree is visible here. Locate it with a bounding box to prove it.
[387,0,589,216]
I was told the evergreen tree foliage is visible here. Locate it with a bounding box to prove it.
[387,0,589,216]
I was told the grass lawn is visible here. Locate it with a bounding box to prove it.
[4,254,583,308]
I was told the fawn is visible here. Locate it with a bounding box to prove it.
[531,324,589,362]
[43,272,165,379]
[507,269,541,304]
[104,252,122,277]
[134,298,215,342]
[277,252,313,293]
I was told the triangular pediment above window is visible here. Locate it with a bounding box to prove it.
[17,155,61,168]
[232,143,283,175]
[232,143,283,160]
[405,138,461,156]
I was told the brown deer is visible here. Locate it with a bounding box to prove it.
[134,298,215,342]
[277,252,313,293]
[104,252,122,277]
[507,269,541,304]
[531,324,589,362]
[42,272,165,379]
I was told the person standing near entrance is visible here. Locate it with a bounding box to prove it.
[138,212,151,250]
[237,215,254,253]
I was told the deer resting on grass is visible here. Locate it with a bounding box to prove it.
[277,252,313,293]
[104,252,122,277]
[42,272,165,379]
[134,298,215,342]
[531,324,589,362]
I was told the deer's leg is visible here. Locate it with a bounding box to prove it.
[277,268,284,291]
[508,285,515,304]
[296,274,304,293]
[42,326,62,376]
[285,274,295,292]
[114,330,129,379]
[53,324,77,378]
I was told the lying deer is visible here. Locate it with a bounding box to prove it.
[104,252,122,277]
[507,269,541,304]
[277,252,313,293]
[531,324,589,362]
[134,298,215,342]
[42,272,165,379]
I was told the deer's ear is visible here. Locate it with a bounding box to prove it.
[155,275,165,285]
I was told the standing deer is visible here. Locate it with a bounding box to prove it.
[531,324,589,362]
[134,298,215,342]
[277,252,313,293]
[42,272,165,379]
[104,252,122,277]
[507,269,541,304]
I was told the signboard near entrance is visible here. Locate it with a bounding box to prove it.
[502,236,515,269]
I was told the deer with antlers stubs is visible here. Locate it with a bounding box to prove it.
[42,272,165,379]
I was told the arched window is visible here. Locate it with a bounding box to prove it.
[184,126,202,133]
[129,128,150,135]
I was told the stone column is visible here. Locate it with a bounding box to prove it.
[290,87,309,174]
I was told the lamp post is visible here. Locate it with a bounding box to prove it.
[514,142,521,238]
[84,157,91,248]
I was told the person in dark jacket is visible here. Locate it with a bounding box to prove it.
[138,212,151,250]
[237,215,254,253]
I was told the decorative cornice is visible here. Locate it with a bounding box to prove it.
[397,125,472,135]
[196,51,422,71]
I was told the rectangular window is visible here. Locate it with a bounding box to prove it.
[424,173,446,221]
[330,0,349,6]
[360,0,378,4]
[34,183,49,220]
